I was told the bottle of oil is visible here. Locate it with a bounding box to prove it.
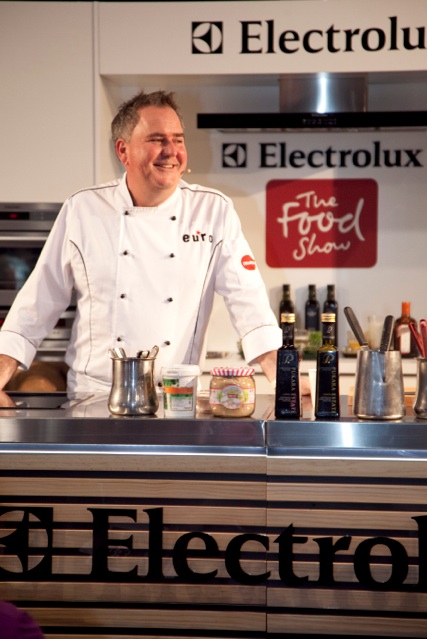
[275,312,301,419]
[315,313,340,419]
[279,284,295,325]
[305,284,320,332]
[323,284,338,347]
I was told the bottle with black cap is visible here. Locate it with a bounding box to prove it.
[305,284,320,332]
[315,313,340,419]
[275,312,301,419]
[323,284,338,347]
[279,284,295,325]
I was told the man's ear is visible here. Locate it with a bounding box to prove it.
[115,138,128,166]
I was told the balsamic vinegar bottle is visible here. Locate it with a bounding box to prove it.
[279,284,295,325]
[323,284,338,347]
[305,284,320,332]
[275,312,301,419]
[315,313,340,419]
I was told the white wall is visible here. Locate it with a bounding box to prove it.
[0,1,94,202]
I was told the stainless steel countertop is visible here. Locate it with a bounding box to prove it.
[0,392,271,455]
[0,392,426,459]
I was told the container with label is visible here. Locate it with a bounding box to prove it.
[161,365,200,418]
[209,367,255,418]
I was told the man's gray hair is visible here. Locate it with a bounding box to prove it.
[111,90,183,143]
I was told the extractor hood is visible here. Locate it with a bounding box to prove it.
[197,74,427,132]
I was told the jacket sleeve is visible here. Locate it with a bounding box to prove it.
[213,200,281,363]
[0,203,74,369]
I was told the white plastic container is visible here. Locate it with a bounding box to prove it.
[161,365,200,418]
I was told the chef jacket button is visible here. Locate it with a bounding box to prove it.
[124,211,129,216]
[171,216,176,221]
[120,293,126,299]
[117,337,123,342]
[167,297,173,302]
[157,381,162,387]
[165,341,171,346]
[170,253,175,258]
[123,250,129,256]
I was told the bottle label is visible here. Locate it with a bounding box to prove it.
[210,385,255,409]
[315,351,340,417]
[397,325,411,354]
[275,350,300,418]
[163,377,195,412]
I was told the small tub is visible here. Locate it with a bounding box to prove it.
[161,365,200,418]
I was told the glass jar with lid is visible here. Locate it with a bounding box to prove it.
[209,367,256,418]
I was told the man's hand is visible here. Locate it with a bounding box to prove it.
[251,349,311,395]
[0,354,19,392]
[251,350,277,384]
[0,389,17,408]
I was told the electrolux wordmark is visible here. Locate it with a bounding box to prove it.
[2,506,427,590]
[192,16,426,56]
[221,141,424,170]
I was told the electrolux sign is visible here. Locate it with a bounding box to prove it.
[191,16,426,58]
[188,1,426,73]
[2,505,427,591]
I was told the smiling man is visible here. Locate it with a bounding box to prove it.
[0,90,283,397]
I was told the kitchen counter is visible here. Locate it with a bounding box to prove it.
[1,392,427,638]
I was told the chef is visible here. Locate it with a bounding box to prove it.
[0,89,283,402]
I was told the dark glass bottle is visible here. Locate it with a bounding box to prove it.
[394,301,418,357]
[279,284,295,325]
[305,284,320,331]
[275,313,301,419]
[315,313,340,419]
[323,284,338,347]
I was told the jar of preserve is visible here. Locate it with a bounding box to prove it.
[209,367,256,418]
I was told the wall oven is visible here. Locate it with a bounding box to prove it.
[0,202,75,362]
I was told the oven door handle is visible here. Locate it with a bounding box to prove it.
[0,235,49,242]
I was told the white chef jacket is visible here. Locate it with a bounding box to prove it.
[0,174,281,392]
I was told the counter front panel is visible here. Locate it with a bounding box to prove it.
[0,393,427,637]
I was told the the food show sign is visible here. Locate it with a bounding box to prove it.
[265,178,378,268]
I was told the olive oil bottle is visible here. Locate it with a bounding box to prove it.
[275,313,301,419]
[315,313,340,419]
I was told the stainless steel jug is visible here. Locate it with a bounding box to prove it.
[353,350,405,420]
[414,358,427,419]
[108,356,159,416]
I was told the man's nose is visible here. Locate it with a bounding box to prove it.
[162,139,176,154]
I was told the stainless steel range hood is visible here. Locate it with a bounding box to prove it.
[197,73,427,132]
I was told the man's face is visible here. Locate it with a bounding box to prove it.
[115,105,188,206]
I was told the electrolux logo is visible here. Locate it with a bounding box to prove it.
[191,16,425,56]
[222,143,247,168]
[192,22,223,54]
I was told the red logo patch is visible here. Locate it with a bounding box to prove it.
[241,255,256,270]
[266,179,378,268]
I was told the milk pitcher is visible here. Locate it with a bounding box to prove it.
[353,350,405,420]
[108,356,159,416]
[414,358,427,419]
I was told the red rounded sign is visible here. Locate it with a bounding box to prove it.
[241,255,256,270]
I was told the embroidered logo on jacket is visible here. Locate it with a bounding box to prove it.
[241,255,256,270]
[182,231,213,243]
